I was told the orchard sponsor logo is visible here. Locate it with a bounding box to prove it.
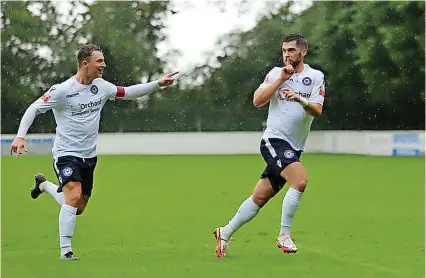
[72,99,102,116]
[278,89,311,101]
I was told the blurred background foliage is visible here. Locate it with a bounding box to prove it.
[1,0,424,133]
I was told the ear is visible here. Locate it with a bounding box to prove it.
[301,48,307,57]
[81,60,88,67]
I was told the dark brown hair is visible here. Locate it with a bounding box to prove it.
[282,34,308,50]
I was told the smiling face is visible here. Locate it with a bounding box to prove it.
[84,50,106,79]
[77,44,106,80]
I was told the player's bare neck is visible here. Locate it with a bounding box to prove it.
[75,71,94,85]
[294,63,304,74]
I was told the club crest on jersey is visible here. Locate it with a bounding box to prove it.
[90,85,98,95]
[302,77,312,86]
[284,150,294,159]
[62,167,73,177]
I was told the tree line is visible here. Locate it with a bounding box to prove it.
[1,1,424,134]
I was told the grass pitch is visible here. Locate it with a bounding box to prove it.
[1,154,424,278]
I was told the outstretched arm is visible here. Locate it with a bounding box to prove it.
[115,71,179,100]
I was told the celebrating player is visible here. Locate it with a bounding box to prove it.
[213,34,325,257]
[10,44,179,260]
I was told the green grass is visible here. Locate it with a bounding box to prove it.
[1,154,424,278]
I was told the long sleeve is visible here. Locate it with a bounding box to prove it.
[115,81,160,99]
[16,84,62,138]
[16,105,39,138]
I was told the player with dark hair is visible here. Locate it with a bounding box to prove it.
[213,34,325,257]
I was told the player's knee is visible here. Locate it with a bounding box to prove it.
[66,188,83,206]
[293,178,308,192]
[252,193,271,207]
[252,179,276,207]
